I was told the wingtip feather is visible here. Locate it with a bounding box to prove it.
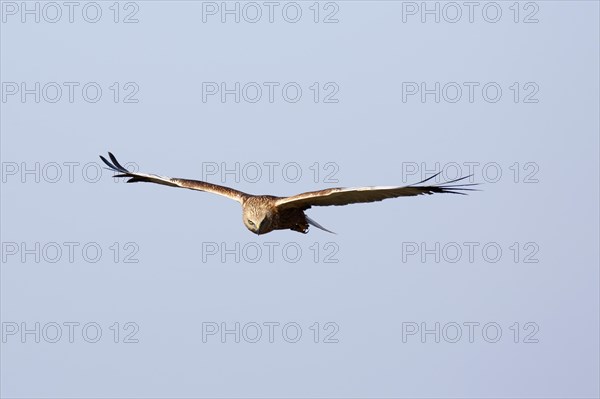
[108,152,128,173]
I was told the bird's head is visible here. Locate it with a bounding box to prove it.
[242,207,273,235]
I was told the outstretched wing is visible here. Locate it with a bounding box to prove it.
[275,173,478,210]
[100,152,248,204]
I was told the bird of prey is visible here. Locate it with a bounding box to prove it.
[100,152,477,235]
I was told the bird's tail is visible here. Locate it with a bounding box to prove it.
[306,216,336,234]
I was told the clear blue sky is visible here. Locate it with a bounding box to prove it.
[1,1,599,397]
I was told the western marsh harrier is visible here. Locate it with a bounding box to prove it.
[100,152,477,235]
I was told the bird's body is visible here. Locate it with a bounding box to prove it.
[242,195,309,234]
[100,152,478,235]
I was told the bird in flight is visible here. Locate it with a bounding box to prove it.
[100,152,477,235]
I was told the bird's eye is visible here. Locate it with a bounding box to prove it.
[247,220,255,226]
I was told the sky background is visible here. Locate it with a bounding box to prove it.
[1,1,599,398]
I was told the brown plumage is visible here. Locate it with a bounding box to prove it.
[100,152,478,235]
